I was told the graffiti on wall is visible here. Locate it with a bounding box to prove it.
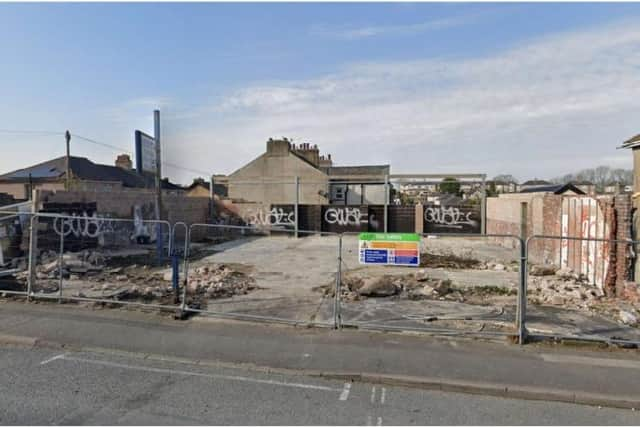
[423,205,480,233]
[321,206,370,232]
[52,211,115,239]
[247,207,295,227]
[323,207,363,226]
[42,201,159,249]
[561,197,609,289]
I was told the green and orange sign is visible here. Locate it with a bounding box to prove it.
[358,233,420,267]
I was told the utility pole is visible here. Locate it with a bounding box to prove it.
[154,110,163,264]
[154,110,162,221]
[65,130,71,190]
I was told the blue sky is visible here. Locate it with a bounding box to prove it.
[2,2,640,184]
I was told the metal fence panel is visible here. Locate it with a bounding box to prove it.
[525,235,640,346]
[184,223,340,327]
[338,231,523,338]
[23,212,176,309]
[0,208,33,296]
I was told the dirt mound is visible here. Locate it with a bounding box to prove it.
[420,252,482,269]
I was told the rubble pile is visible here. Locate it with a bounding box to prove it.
[185,264,256,299]
[420,251,518,272]
[527,265,605,310]
[6,248,257,302]
[315,269,515,305]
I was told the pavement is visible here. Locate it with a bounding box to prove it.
[1,346,639,425]
[1,300,640,412]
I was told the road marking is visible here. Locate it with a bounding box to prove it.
[377,416,382,426]
[40,353,66,365]
[541,353,640,370]
[370,386,376,404]
[339,382,351,401]
[380,387,386,404]
[45,355,342,392]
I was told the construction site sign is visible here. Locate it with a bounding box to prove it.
[358,233,420,267]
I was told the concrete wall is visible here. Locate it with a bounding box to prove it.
[228,152,328,205]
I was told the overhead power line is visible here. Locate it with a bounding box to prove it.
[0,129,64,136]
[0,129,211,177]
[71,133,133,155]
[71,133,211,177]
[162,161,212,176]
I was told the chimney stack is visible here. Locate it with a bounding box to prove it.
[115,154,133,170]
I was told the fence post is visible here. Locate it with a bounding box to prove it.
[517,202,528,344]
[26,190,39,300]
[58,230,64,303]
[333,235,343,329]
[180,226,190,316]
[384,175,389,233]
[295,176,299,238]
[481,175,487,235]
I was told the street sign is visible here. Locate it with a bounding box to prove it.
[358,232,420,267]
[134,130,158,174]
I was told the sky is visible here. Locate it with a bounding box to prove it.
[1,2,640,185]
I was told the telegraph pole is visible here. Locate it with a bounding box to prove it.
[154,110,164,264]
[65,130,71,190]
[154,110,162,221]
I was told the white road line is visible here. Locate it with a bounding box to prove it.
[339,382,351,401]
[541,353,640,370]
[377,416,382,426]
[380,387,386,404]
[40,353,66,365]
[47,355,341,392]
[370,386,376,404]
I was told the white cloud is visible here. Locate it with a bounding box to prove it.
[310,15,472,40]
[160,20,640,183]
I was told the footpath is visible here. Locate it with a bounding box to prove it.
[0,300,639,409]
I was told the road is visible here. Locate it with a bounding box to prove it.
[1,346,639,425]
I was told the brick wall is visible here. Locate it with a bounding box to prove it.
[37,189,210,225]
[613,194,637,298]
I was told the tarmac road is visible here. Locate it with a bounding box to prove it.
[1,346,639,426]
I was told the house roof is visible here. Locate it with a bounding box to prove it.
[619,134,640,149]
[0,156,181,189]
[519,183,585,195]
[320,165,390,176]
[187,180,228,196]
